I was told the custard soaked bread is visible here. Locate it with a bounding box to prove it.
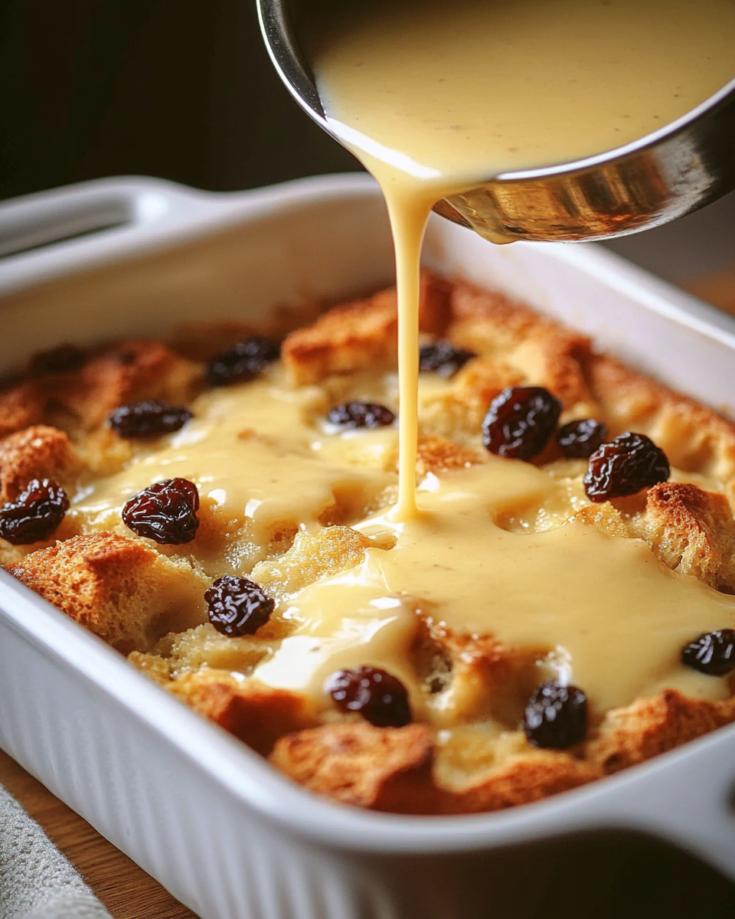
[4,273,735,814]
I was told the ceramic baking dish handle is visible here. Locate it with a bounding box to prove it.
[584,728,735,880]
[0,177,248,293]
[0,178,235,257]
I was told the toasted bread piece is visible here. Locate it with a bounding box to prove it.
[588,688,735,773]
[271,722,435,812]
[412,619,548,727]
[582,354,735,480]
[576,481,735,592]
[251,526,372,603]
[169,671,313,755]
[446,282,598,412]
[51,340,202,433]
[434,730,598,814]
[638,483,735,591]
[271,719,595,815]
[143,622,274,677]
[0,425,81,503]
[0,381,47,440]
[413,435,483,478]
[6,533,208,653]
[0,340,202,440]
[283,272,452,385]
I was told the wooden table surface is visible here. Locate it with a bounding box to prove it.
[0,748,198,919]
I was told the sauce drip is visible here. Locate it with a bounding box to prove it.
[307,0,735,514]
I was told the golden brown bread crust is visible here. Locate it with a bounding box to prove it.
[7,533,208,653]
[5,272,735,816]
[0,339,202,440]
[169,671,314,756]
[270,722,436,813]
[0,382,47,440]
[575,482,735,591]
[0,425,80,503]
[433,730,599,814]
[282,272,452,385]
[413,435,483,477]
[581,354,735,481]
[589,689,735,774]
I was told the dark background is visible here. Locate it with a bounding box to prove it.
[0,0,360,202]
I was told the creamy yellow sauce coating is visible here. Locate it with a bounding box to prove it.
[72,375,735,716]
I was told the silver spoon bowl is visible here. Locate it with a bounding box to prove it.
[258,0,735,243]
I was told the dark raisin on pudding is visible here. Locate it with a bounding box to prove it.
[326,401,396,430]
[29,344,87,375]
[205,337,280,387]
[556,418,608,459]
[0,479,70,545]
[681,629,735,676]
[584,432,670,502]
[325,666,412,727]
[419,341,476,378]
[122,478,199,545]
[108,401,192,439]
[482,386,562,460]
[205,575,275,637]
[523,680,588,749]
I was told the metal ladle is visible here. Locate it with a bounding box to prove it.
[258,0,735,243]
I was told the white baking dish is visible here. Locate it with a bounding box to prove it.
[0,175,734,919]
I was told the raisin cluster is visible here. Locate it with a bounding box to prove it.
[0,479,70,545]
[325,666,412,727]
[419,341,476,378]
[109,401,192,439]
[205,337,279,387]
[326,401,396,430]
[122,478,199,544]
[523,680,588,749]
[480,386,669,501]
[205,575,274,637]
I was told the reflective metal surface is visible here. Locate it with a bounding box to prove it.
[257,0,735,243]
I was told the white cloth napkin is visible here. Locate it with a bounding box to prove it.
[0,783,112,919]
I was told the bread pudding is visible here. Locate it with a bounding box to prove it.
[3,271,735,815]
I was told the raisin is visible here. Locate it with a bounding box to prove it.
[584,432,669,502]
[681,629,735,676]
[0,479,69,545]
[205,337,279,387]
[325,666,412,727]
[419,341,476,378]
[523,680,588,749]
[108,401,192,439]
[205,575,275,637]
[326,401,396,430]
[556,419,608,459]
[29,344,86,375]
[122,478,199,544]
[482,386,562,460]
